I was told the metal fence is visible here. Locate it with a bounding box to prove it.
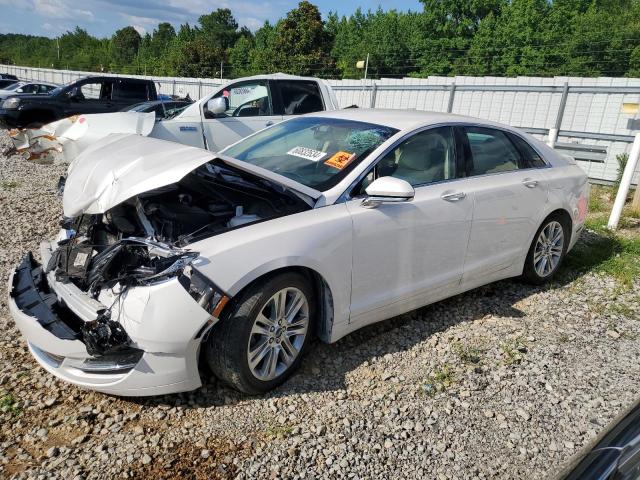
[3,64,640,184]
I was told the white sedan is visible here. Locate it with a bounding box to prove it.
[9,109,589,395]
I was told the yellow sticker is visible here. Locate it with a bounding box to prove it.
[324,151,355,170]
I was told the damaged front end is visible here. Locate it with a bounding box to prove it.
[8,134,314,394]
[8,150,310,394]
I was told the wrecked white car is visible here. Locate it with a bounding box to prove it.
[8,110,588,396]
[10,111,155,164]
[11,73,339,165]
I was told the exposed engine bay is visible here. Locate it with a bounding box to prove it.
[48,160,310,296]
[38,161,310,355]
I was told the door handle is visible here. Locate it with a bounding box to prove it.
[522,178,538,188]
[265,121,274,127]
[441,191,466,202]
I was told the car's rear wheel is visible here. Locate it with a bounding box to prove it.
[522,214,569,284]
[204,272,315,394]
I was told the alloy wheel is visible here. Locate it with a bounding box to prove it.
[533,220,564,277]
[247,287,309,381]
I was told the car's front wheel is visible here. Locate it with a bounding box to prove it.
[204,272,315,394]
[522,214,569,284]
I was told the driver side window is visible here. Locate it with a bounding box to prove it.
[206,81,272,118]
[355,126,457,194]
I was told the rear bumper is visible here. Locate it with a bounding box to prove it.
[8,250,209,396]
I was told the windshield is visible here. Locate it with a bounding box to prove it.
[4,82,24,91]
[126,102,151,112]
[49,79,77,96]
[223,117,398,191]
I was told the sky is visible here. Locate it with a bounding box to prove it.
[0,0,423,38]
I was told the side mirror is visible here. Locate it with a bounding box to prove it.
[207,97,228,115]
[16,88,23,93]
[362,176,415,208]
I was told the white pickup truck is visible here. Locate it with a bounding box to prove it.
[150,73,340,151]
[10,73,340,164]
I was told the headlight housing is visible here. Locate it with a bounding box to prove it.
[2,97,20,109]
[181,266,229,318]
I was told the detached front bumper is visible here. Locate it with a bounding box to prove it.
[8,246,214,396]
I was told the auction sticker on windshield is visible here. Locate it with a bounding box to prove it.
[324,151,355,170]
[287,146,326,162]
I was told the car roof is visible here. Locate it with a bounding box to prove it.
[21,81,58,87]
[225,72,323,83]
[143,99,190,105]
[306,108,516,133]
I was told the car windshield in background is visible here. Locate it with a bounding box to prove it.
[4,83,23,91]
[223,117,398,191]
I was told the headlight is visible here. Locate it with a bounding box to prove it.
[181,266,229,318]
[2,97,20,109]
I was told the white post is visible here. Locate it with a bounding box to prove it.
[608,132,640,230]
[547,128,559,148]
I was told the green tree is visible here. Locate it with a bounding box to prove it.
[150,23,176,57]
[271,1,335,75]
[111,26,141,67]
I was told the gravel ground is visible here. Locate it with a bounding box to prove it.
[1,129,639,480]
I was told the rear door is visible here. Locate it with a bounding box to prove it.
[201,80,282,151]
[273,80,325,119]
[456,126,549,284]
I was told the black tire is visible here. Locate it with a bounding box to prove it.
[522,213,570,285]
[204,272,316,394]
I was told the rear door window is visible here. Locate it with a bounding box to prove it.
[113,81,149,101]
[274,81,324,115]
[463,126,524,176]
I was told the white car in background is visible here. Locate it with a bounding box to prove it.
[9,109,589,396]
[0,81,57,100]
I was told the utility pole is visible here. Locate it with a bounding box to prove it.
[356,53,370,107]
[220,61,223,80]
[632,178,640,213]
[56,38,60,63]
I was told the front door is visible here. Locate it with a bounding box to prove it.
[63,79,112,116]
[346,126,474,326]
[201,80,282,151]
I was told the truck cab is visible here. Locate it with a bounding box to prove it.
[149,74,339,151]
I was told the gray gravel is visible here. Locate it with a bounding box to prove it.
[1,129,639,479]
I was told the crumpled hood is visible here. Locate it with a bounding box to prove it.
[63,134,214,217]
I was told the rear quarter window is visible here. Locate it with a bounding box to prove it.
[509,133,548,168]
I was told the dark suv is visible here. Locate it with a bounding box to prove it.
[0,76,158,128]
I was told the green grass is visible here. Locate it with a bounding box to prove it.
[264,423,294,439]
[500,336,527,365]
[451,340,484,365]
[421,364,456,397]
[564,224,640,289]
[0,180,21,189]
[0,393,21,416]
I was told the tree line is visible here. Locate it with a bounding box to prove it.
[1,0,639,80]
